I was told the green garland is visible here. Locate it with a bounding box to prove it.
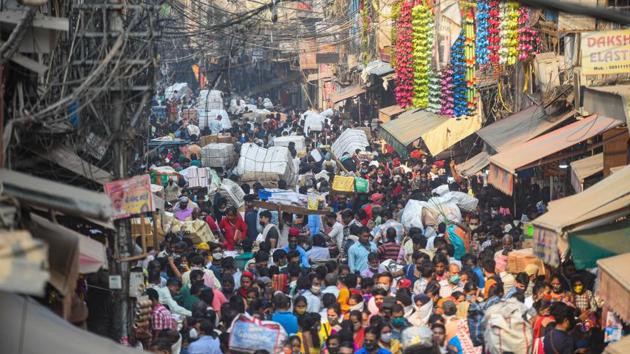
[411,3,433,108]
[361,0,370,65]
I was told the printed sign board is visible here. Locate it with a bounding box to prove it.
[581,29,630,75]
[104,175,153,219]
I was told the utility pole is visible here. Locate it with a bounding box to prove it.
[64,0,158,341]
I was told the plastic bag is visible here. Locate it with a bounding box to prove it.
[355,177,369,193]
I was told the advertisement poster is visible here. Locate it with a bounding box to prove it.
[104,174,153,219]
[229,314,286,354]
[581,29,630,75]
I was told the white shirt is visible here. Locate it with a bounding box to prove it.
[328,222,344,250]
[306,246,330,262]
[322,285,340,299]
[187,335,222,354]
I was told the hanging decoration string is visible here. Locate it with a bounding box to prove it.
[411,3,433,108]
[394,0,414,108]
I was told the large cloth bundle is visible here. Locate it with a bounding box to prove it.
[400,199,457,230]
[229,98,247,115]
[165,82,191,100]
[197,89,223,111]
[273,136,306,154]
[170,219,215,245]
[201,143,237,168]
[483,299,533,354]
[243,108,272,124]
[302,111,325,134]
[197,109,231,131]
[219,178,246,208]
[235,143,297,187]
[331,129,369,158]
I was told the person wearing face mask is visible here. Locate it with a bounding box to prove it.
[348,310,366,350]
[549,275,571,303]
[571,276,595,314]
[272,293,299,336]
[293,294,309,317]
[325,212,344,250]
[378,324,401,354]
[301,275,323,313]
[389,304,411,341]
[164,176,181,203]
[357,326,392,354]
[320,304,342,342]
[361,253,385,279]
[322,334,341,354]
[544,302,581,354]
[207,244,224,280]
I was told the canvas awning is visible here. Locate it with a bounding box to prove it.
[604,334,630,354]
[476,106,575,153]
[37,146,112,185]
[0,293,143,354]
[0,231,49,296]
[597,253,630,323]
[361,60,394,76]
[0,168,113,221]
[330,85,366,103]
[455,151,490,177]
[583,84,630,135]
[532,165,630,266]
[570,153,603,192]
[488,115,622,195]
[378,104,405,123]
[569,220,630,269]
[28,214,107,295]
[379,109,482,157]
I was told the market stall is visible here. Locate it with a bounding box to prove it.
[476,106,575,153]
[379,109,481,158]
[487,115,622,195]
[570,153,603,192]
[597,253,630,324]
[531,165,630,267]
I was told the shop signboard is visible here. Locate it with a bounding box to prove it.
[104,174,153,219]
[581,29,630,75]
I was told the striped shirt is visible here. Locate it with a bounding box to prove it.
[378,242,401,262]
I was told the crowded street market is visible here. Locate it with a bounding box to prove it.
[0,1,629,354]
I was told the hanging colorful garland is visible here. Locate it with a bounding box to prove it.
[360,0,371,65]
[499,1,519,66]
[427,70,442,113]
[517,6,540,61]
[439,66,454,116]
[464,7,476,115]
[390,0,401,68]
[475,0,490,66]
[487,0,501,64]
[411,3,433,108]
[394,0,414,108]
[451,32,468,117]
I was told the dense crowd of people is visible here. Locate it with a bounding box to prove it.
[138,93,609,354]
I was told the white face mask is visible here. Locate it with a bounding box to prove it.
[311,285,321,294]
[381,332,392,343]
[212,252,223,261]
[189,327,198,339]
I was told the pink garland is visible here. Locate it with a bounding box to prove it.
[517,7,540,61]
[487,0,501,64]
[394,0,414,108]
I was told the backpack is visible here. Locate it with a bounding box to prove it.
[482,298,533,354]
